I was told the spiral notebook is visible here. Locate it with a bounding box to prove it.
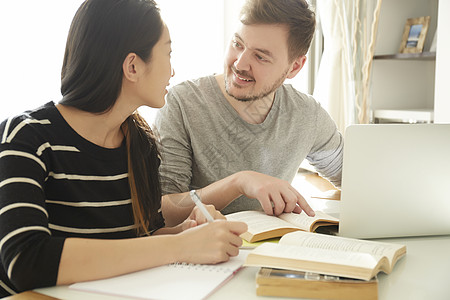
[69,250,249,300]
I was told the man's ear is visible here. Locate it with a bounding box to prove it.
[286,55,307,79]
[122,53,139,82]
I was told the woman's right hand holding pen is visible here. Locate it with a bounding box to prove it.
[181,203,225,230]
[176,220,247,265]
[173,189,247,265]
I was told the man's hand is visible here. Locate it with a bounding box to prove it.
[237,171,315,216]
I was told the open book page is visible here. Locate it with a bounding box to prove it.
[304,197,340,217]
[226,211,299,242]
[226,211,298,232]
[226,210,338,234]
[245,242,379,280]
[279,211,339,231]
[279,231,406,265]
[245,231,406,280]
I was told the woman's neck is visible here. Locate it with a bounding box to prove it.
[56,104,127,149]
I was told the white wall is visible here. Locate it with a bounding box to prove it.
[0,0,310,124]
[0,1,236,123]
[434,0,450,123]
[0,0,84,121]
[141,0,233,122]
[158,1,226,86]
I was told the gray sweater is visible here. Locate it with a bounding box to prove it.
[155,75,343,214]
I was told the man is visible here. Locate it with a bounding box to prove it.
[155,0,343,221]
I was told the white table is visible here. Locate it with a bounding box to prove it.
[34,234,450,300]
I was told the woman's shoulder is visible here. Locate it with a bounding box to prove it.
[0,101,59,146]
[1,101,56,124]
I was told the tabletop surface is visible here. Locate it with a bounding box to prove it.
[6,172,450,300]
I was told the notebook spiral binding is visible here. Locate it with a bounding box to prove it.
[170,262,234,273]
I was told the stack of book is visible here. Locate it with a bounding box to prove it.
[246,230,406,299]
[227,211,407,300]
[256,268,378,300]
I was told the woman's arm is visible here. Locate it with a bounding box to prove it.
[162,170,315,226]
[57,220,247,285]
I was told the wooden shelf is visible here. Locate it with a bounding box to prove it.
[373,52,436,61]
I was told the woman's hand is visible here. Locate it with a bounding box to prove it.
[180,204,226,231]
[176,220,247,264]
[237,171,315,217]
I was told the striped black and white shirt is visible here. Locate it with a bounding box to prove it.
[0,102,160,296]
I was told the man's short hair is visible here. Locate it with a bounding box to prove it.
[239,0,316,62]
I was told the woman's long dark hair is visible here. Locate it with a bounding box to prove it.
[60,0,165,235]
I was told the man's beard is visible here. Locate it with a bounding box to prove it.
[224,65,288,102]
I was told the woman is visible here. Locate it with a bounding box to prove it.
[0,0,247,296]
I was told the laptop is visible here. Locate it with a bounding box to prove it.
[338,124,450,239]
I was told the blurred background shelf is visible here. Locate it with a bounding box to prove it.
[369,0,450,124]
[373,52,436,61]
[373,108,434,124]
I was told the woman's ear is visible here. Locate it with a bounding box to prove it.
[122,53,139,82]
[286,55,307,79]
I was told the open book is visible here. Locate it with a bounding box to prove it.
[244,231,406,281]
[226,210,338,243]
[256,268,378,300]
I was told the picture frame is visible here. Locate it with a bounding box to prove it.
[399,16,430,54]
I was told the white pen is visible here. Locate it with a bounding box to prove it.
[190,190,214,223]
